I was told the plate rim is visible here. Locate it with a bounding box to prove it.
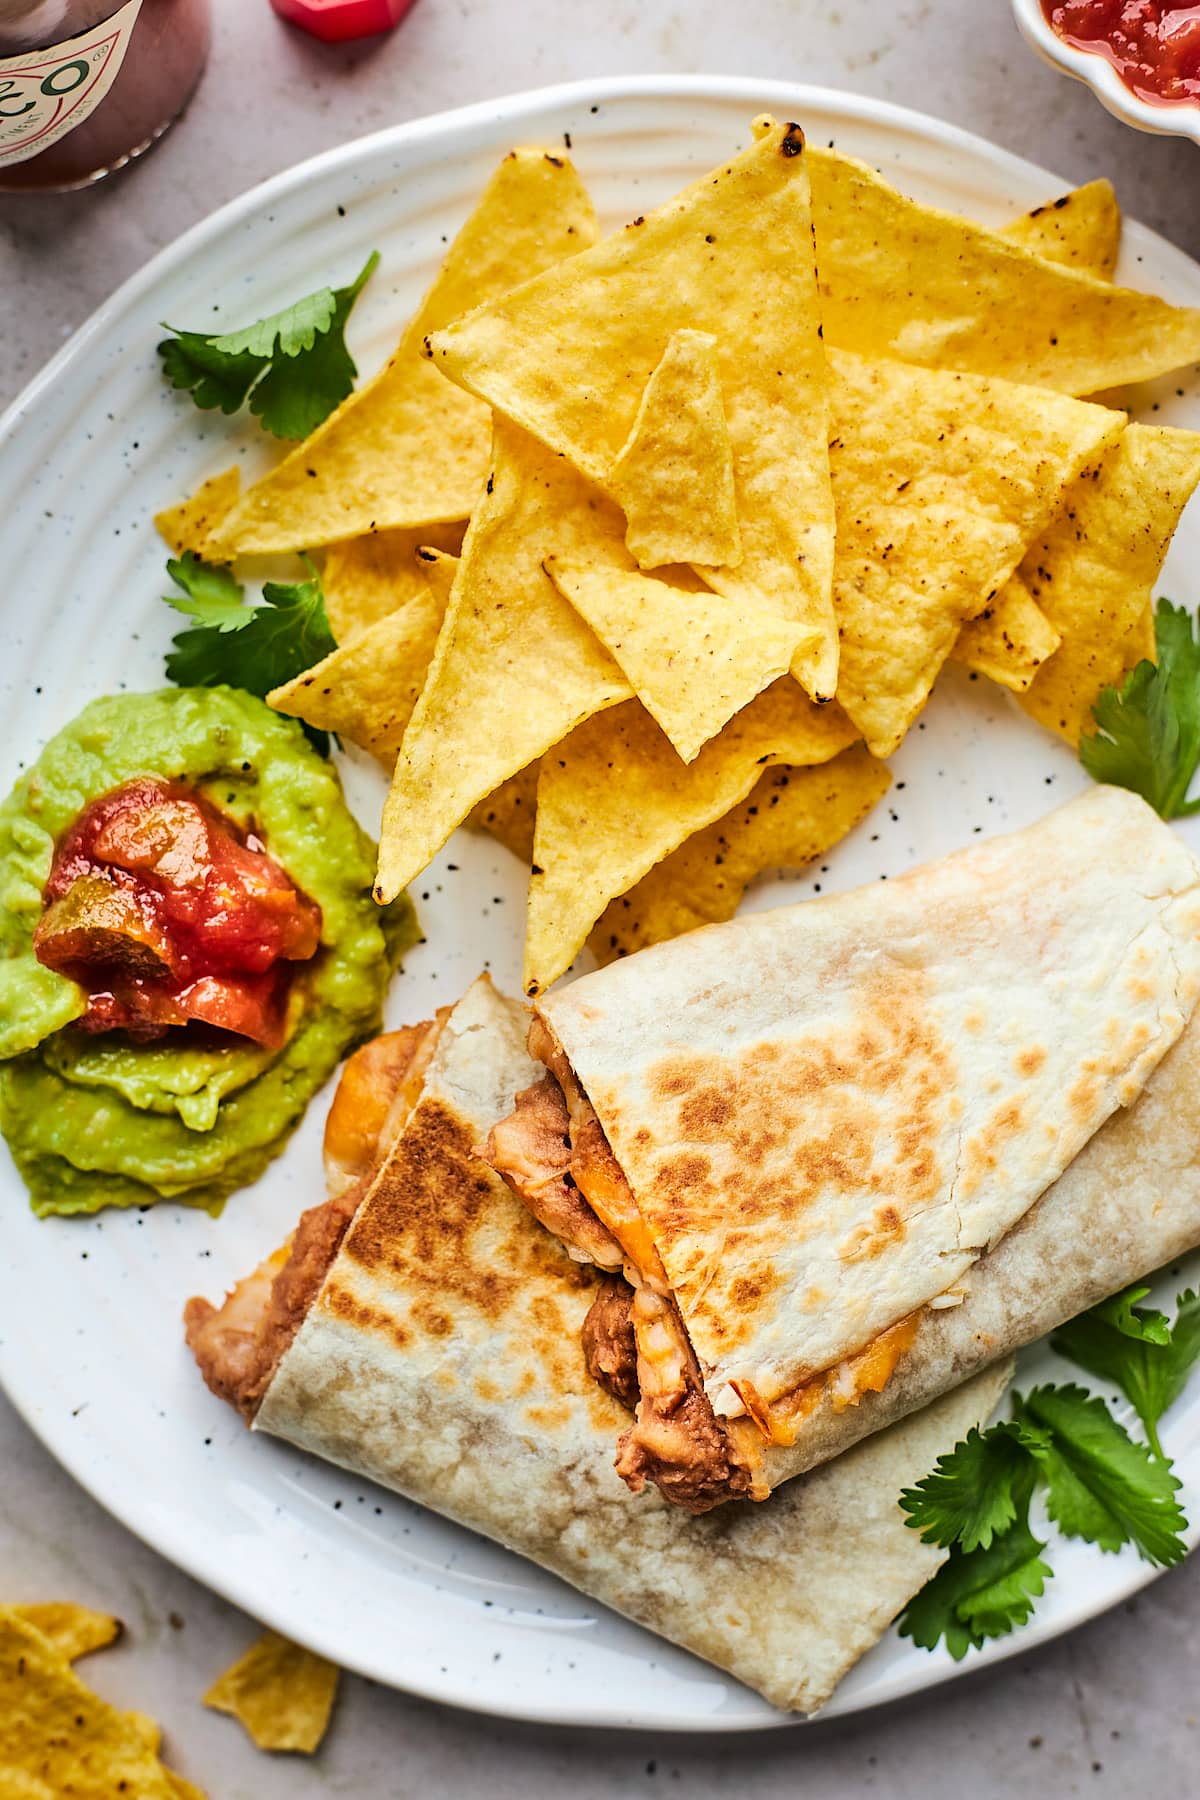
[0,72,1195,1733]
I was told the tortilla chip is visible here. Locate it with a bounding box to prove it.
[588,744,890,964]
[215,147,598,555]
[429,118,838,701]
[467,759,540,862]
[1019,424,1200,742]
[268,549,456,763]
[323,519,466,640]
[1001,179,1120,280]
[1124,601,1157,669]
[154,467,241,559]
[374,418,632,902]
[204,1628,337,1754]
[524,680,857,993]
[828,347,1125,757]
[951,571,1062,693]
[608,329,742,569]
[13,1603,122,1663]
[0,1607,201,1799]
[546,555,798,762]
[803,140,1200,391]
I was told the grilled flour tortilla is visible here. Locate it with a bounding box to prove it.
[185,975,1010,1713]
[487,786,1200,1511]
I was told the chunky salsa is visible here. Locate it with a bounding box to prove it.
[33,777,322,1047]
[1042,2,1200,106]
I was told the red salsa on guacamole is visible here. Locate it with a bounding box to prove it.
[33,777,322,1047]
[1042,2,1200,106]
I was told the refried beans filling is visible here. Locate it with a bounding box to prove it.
[488,1017,759,1514]
[185,1015,444,1420]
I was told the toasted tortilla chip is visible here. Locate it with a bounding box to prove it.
[429,119,838,701]
[588,744,890,964]
[524,680,857,993]
[204,1628,337,1754]
[951,571,1062,693]
[215,148,598,555]
[374,418,632,902]
[1001,179,1120,280]
[13,1604,122,1663]
[467,758,541,861]
[1019,424,1200,742]
[546,555,798,762]
[269,549,456,763]
[608,329,742,569]
[803,138,1200,391]
[155,467,241,559]
[828,347,1125,757]
[0,1607,201,1799]
[1124,601,1157,669]
[323,519,466,640]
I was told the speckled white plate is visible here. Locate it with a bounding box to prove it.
[1,77,1199,1733]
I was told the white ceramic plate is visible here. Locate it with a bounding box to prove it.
[1,77,1199,1734]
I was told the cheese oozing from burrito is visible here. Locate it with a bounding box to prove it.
[502,787,1200,1498]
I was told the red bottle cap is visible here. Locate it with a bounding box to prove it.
[270,0,415,42]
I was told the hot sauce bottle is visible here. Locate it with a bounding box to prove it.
[0,0,211,191]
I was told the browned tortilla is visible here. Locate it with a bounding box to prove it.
[253,976,1009,1712]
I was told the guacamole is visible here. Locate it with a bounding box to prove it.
[0,687,417,1215]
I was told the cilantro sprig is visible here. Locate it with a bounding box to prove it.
[158,251,378,440]
[162,553,336,752]
[1053,1285,1200,1461]
[898,1281,1199,1658]
[1080,599,1200,818]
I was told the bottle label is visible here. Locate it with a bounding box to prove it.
[0,0,144,169]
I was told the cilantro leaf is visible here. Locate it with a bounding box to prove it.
[162,553,248,630]
[162,557,336,753]
[1018,1385,1186,1566]
[900,1471,1051,1661]
[158,250,378,440]
[210,287,338,360]
[157,333,265,416]
[1079,598,1200,818]
[1053,1287,1200,1458]
[1089,1283,1172,1346]
[899,1422,1035,1552]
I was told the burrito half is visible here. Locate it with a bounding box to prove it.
[185,974,1010,1712]
[487,786,1200,1510]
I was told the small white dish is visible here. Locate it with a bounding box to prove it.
[1013,0,1200,144]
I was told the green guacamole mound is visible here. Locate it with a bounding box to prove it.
[0,687,418,1216]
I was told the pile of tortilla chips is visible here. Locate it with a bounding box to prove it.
[160,120,1200,995]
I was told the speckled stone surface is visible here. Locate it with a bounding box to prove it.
[3,1,1200,1793]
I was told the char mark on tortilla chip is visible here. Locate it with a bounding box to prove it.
[1000,177,1120,281]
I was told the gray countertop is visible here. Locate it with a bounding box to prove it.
[3,1,1199,1793]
